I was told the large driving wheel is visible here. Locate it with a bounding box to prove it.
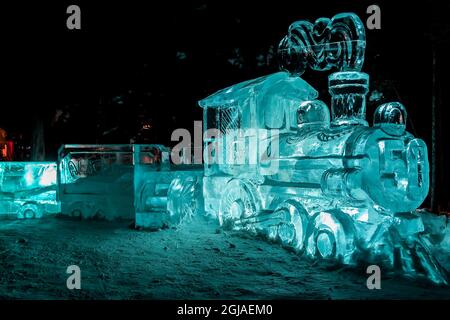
[219,179,261,231]
[271,201,309,252]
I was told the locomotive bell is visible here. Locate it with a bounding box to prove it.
[373,102,407,136]
[328,71,369,127]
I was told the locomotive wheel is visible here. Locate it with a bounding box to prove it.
[219,179,261,230]
[67,201,94,219]
[167,176,201,225]
[272,201,309,252]
[71,208,82,219]
[92,202,110,220]
[306,210,356,264]
[18,203,42,219]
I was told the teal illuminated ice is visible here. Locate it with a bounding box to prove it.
[57,144,203,225]
[134,144,203,229]
[58,144,138,220]
[197,13,445,284]
[0,162,59,219]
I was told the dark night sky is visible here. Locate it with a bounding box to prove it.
[1,0,449,209]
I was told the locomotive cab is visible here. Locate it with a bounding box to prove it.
[199,71,319,179]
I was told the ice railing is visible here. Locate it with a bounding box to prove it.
[59,144,143,185]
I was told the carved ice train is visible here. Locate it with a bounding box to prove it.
[0,13,446,284]
[134,12,445,284]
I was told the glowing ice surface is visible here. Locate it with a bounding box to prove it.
[57,144,203,224]
[134,144,203,229]
[0,162,59,218]
[58,144,138,220]
[197,13,445,284]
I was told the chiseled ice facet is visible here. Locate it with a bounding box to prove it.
[197,12,446,285]
[0,162,59,218]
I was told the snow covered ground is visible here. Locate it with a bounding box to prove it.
[0,215,450,300]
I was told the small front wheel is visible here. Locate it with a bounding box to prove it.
[306,210,356,264]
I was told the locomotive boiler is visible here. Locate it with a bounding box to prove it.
[198,13,446,284]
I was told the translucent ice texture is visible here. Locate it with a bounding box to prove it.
[197,9,443,282]
[278,13,366,75]
[329,71,369,126]
[374,101,408,135]
[58,144,137,220]
[134,144,203,229]
[0,162,59,218]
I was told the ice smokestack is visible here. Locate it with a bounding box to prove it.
[328,71,369,126]
[278,12,366,76]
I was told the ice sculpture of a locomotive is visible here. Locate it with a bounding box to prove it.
[197,13,447,284]
[0,12,445,285]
